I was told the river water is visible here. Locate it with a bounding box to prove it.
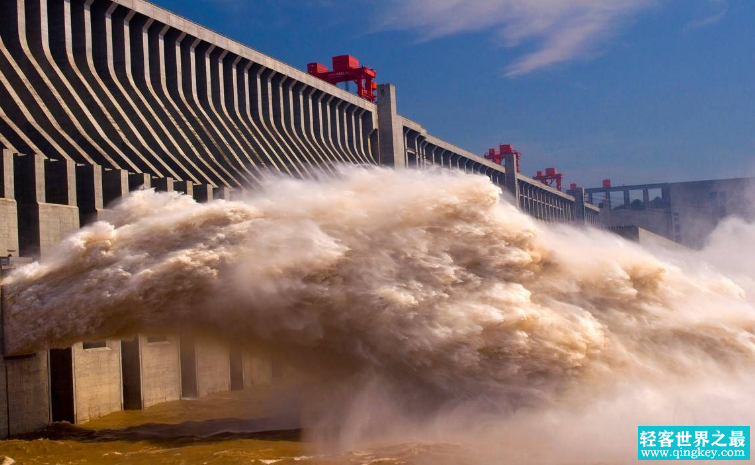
[0,383,477,465]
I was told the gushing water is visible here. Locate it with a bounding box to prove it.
[3,167,754,463]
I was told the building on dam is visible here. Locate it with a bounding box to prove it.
[586,177,755,249]
[0,0,601,437]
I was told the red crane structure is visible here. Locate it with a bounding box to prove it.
[533,167,564,191]
[484,143,521,172]
[307,55,377,102]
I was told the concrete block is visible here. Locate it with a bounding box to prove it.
[139,334,181,408]
[376,84,405,168]
[0,274,8,438]
[37,203,80,259]
[5,353,50,436]
[1,149,13,199]
[0,199,19,257]
[0,268,49,437]
[0,351,7,439]
[567,187,586,223]
[72,340,123,423]
[194,337,230,397]
[504,153,519,203]
[610,225,686,250]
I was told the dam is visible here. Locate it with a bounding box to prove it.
[0,0,600,437]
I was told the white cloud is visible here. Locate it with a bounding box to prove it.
[374,0,656,77]
[683,0,728,32]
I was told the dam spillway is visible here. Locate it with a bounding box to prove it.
[0,0,598,239]
[0,0,599,438]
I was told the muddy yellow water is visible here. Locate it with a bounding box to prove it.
[0,382,476,465]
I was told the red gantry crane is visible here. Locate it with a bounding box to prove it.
[307,55,377,102]
[485,143,566,191]
[533,167,564,191]
[484,143,521,172]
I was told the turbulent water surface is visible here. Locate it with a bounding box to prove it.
[0,384,477,465]
[2,167,754,463]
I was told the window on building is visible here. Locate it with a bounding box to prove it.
[83,341,107,349]
[147,334,169,344]
[674,224,681,233]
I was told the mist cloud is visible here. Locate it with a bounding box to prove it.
[4,167,755,462]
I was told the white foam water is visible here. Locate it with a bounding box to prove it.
[3,167,754,463]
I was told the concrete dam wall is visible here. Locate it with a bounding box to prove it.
[0,0,377,185]
[0,0,600,437]
[0,0,597,227]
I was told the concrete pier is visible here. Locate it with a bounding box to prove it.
[71,340,123,423]
[0,150,19,257]
[0,267,50,437]
[194,337,231,398]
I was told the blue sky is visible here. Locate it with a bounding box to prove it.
[155,0,754,188]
